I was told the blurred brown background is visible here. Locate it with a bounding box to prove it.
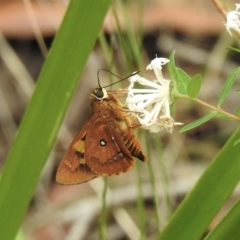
[0,0,240,240]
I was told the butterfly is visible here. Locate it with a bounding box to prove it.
[56,73,147,184]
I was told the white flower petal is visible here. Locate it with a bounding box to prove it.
[126,57,181,133]
[129,74,164,90]
[225,5,240,36]
[146,58,169,70]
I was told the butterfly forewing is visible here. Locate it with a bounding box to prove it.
[56,157,97,184]
[56,114,99,184]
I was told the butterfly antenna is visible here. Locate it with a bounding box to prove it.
[97,69,123,88]
[104,71,139,88]
[97,69,139,89]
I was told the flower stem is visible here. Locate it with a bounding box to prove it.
[211,0,226,19]
[192,98,240,123]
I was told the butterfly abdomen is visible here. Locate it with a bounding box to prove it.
[122,132,147,162]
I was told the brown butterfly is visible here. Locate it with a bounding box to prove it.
[56,73,147,184]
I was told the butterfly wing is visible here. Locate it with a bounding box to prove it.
[85,118,135,175]
[56,114,99,185]
[56,157,97,185]
[56,95,147,184]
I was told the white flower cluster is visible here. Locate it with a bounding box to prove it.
[126,57,183,133]
[225,4,240,36]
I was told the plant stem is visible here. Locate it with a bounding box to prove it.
[211,0,226,19]
[192,98,240,123]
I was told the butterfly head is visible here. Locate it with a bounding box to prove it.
[91,87,109,100]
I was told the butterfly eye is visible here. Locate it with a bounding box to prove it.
[95,88,104,99]
[93,88,109,100]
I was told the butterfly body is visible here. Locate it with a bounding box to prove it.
[56,88,147,184]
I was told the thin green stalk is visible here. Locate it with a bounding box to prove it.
[154,136,173,218]
[98,32,115,71]
[145,134,161,230]
[136,162,147,240]
[99,177,109,240]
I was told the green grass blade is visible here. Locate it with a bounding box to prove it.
[205,198,240,240]
[0,1,111,239]
[15,230,25,240]
[157,128,240,240]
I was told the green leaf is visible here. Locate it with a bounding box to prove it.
[226,46,240,54]
[175,68,191,95]
[218,67,240,107]
[0,1,111,239]
[168,51,178,86]
[157,128,240,240]
[170,102,175,116]
[168,52,191,97]
[214,112,233,121]
[187,74,202,98]
[236,107,240,117]
[204,198,240,240]
[179,111,216,133]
